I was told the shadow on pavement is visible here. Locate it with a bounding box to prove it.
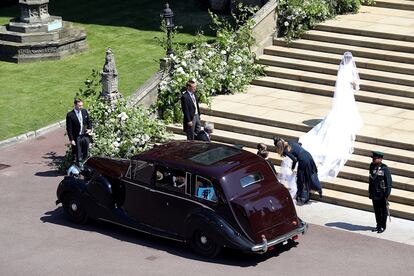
[40,207,298,266]
[302,119,323,127]
[35,170,62,177]
[35,151,65,177]
[325,222,373,231]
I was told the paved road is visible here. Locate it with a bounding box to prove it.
[1,128,414,276]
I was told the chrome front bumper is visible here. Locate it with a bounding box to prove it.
[251,220,308,253]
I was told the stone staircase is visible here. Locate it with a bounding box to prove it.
[169,3,414,220]
[374,0,414,10]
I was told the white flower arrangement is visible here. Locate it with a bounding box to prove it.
[156,5,265,124]
[277,0,363,42]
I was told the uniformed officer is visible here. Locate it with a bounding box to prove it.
[368,151,392,233]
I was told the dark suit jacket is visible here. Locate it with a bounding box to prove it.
[369,162,392,200]
[180,91,200,130]
[66,109,92,141]
[196,130,210,142]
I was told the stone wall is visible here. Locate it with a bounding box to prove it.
[127,71,163,108]
[251,0,278,56]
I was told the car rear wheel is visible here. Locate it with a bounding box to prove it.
[191,227,221,258]
[62,193,88,224]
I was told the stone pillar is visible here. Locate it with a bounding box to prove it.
[101,48,123,105]
[19,0,51,23]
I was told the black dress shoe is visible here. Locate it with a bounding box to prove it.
[318,190,323,199]
[377,228,385,233]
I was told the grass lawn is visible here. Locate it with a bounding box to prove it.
[0,0,213,140]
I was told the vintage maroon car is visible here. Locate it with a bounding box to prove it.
[56,141,307,257]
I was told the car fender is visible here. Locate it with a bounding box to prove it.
[56,176,88,204]
[86,175,114,209]
[184,208,254,252]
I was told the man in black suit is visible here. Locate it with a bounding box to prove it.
[196,122,214,142]
[66,99,93,164]
[181,80,201,140]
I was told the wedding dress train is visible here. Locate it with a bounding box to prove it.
[299,52,363,181]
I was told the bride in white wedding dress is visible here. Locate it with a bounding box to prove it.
[299,52,363,181]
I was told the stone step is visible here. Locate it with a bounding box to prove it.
[252,75,414,110]
[263,66,414,99]
[314,23,414,43]
[302,30,414,53]
[312,188,414,221]
[321,176,414,206]
[373,0,414,11]
[259,45,414,86]
[0,27,60,43]
[13,44,88,63]
[272,38,414,73]
[339,164,414,192]
[258,54,414,87]
[168,125,414,192]
[196,113,414,179]
[0,26,86,47]
[199,97,414,162]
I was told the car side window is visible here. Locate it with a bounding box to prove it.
[155,167,187,194]
[125,160,154,185]
[195,176,217,203]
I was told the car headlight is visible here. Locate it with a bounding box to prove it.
[67,165,80,177]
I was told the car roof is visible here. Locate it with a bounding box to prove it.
[133,141,262,177]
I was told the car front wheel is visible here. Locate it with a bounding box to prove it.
[62,193,88,224]
[191,226,221,258]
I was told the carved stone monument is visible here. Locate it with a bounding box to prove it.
[101,48,123,104]
[0,0,87,63]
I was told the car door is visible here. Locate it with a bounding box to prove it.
[149,166,198,236]
[121,159,154,224]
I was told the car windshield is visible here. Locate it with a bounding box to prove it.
[189,146,241,166]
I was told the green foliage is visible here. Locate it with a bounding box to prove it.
[360,0,376,5]
[60,70,171,171]
[87,100,170,159]
[277,0,371,41]
[328,0,361,15]
[76,69,101,104]
[157,4,265,123]
[277,0,331,41]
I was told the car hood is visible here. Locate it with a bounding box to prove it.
[230,184,299,244]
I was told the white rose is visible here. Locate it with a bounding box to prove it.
[176,67,184,73]
[117,112,129,121]
[284,21,289,27]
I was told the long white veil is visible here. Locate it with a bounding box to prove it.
[332,51,361,112]
[299,52,363,181]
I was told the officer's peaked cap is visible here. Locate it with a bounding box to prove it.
[371,151,384,158]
